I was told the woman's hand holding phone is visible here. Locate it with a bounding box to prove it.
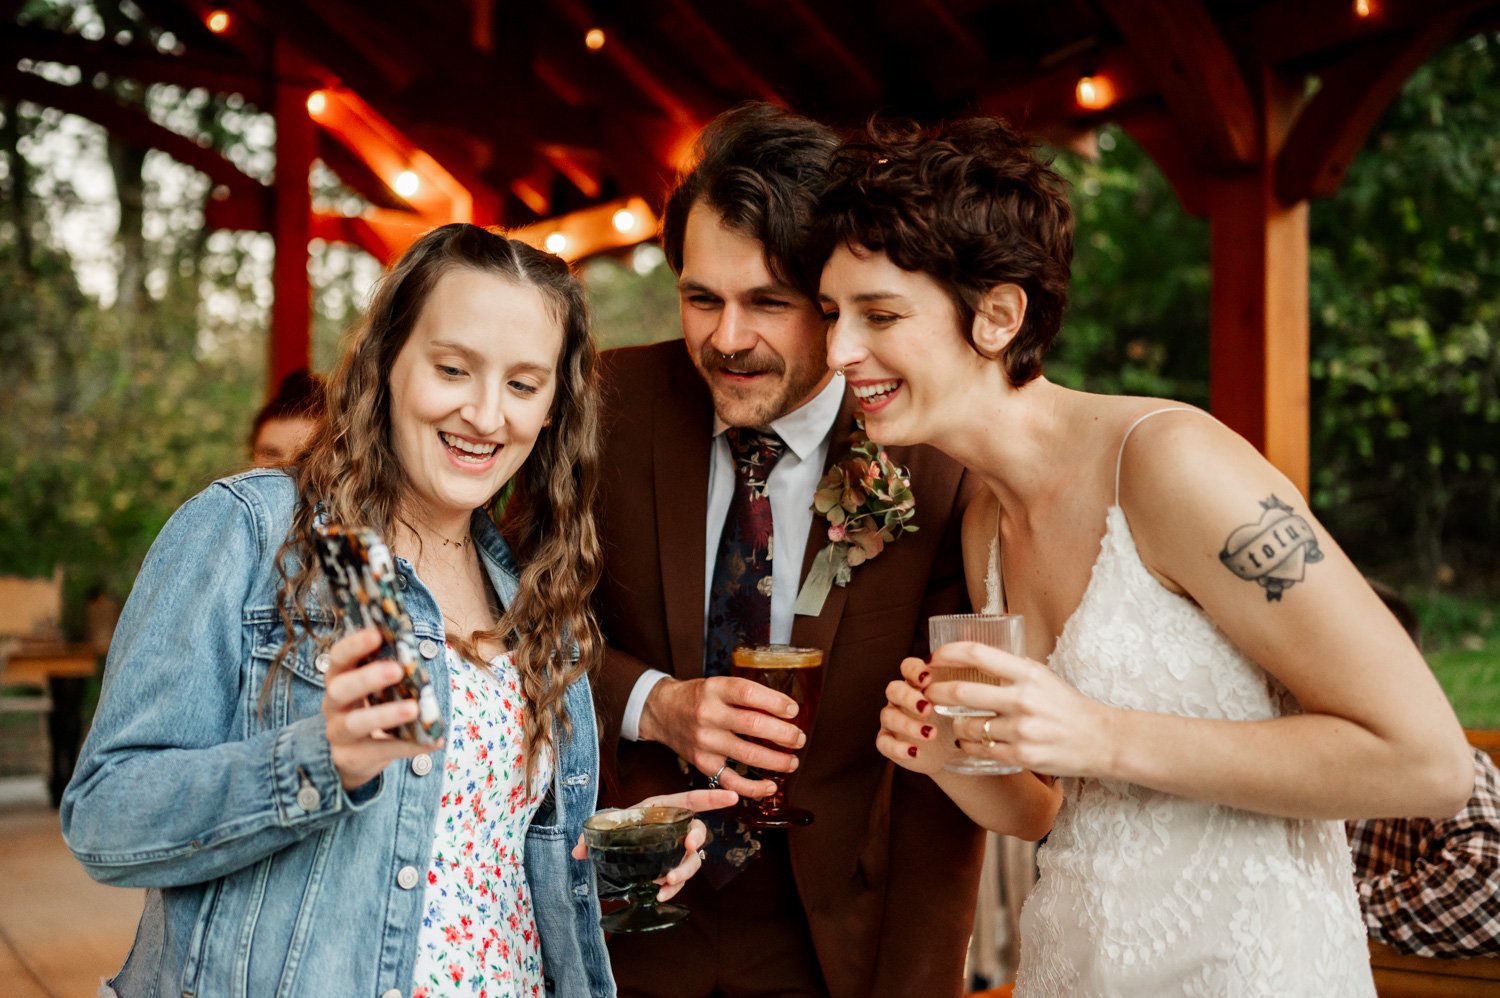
[322,627,442,790]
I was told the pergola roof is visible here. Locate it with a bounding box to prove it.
[4,0,1499,493]
[6,0,1495,229]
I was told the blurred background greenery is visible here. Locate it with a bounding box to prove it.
[1,7,1496,725]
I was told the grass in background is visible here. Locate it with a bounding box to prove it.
[1412,592,1500,730]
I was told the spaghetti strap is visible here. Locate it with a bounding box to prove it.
[1113,408,1203,506]
[983,528,1005,614]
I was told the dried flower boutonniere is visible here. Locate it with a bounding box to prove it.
[793,421,918,616]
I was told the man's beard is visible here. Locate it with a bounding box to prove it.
[695,343,827,428]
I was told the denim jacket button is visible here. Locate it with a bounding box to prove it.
[396,865,420,890]
[418,639,439,660]
[314,653,330,674]
[296,785,321,812]
[410,754,433,776]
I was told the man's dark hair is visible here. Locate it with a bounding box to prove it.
[660,102,839,300]
[813,116,1075,386]
[251,368,326,443]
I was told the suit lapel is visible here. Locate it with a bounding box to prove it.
[790,390,859,654]
[654,354,713,678]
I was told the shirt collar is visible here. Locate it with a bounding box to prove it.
[713,374,844,463]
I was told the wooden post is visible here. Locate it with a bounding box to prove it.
[269,41,314,395]
[1207,73,1310,497]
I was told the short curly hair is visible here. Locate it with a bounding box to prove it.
[661,102,839,301]
[813,117,1074,386]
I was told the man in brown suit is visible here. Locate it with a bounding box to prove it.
[595,103,985,997]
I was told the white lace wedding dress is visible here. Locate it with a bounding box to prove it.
[1008,410,1374,997]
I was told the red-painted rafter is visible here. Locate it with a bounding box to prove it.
[0,64,265,206]
[1096,0,1259,169]
[1276,14,1468,203]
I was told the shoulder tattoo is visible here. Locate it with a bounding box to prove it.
[1218,495,1323,602]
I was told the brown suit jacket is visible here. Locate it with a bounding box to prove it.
[594,341,985,998]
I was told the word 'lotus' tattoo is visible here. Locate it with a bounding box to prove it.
[1219,495,1323,602]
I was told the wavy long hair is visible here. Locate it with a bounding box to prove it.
[270,223,603,775]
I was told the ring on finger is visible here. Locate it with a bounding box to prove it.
[982,717,997,748]
[707,763,728,789]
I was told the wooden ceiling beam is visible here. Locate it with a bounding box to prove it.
[662,0,786,106]
[1118,108,1209,217]
[979,43,1150,131]
[1232,0,1490,67]
[1096,0,1260,168]
[780,0,882,105]
[0,24,270,104]
[548,0,703,128]
[314,130,409,211]
[917,0,986,65]
[1276,14,1469,203]
[125,0,261,61]
[0,64,266,204]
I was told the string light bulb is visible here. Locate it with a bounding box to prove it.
[1354,0,1374,17]
[305,90,327,117]
[545,232,568,254]
[205,9,231,34]
[1075,74,1114,111]
[612,209,637,234]
[394,171,420,197]
[585,28,605,50]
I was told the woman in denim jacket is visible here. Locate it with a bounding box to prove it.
[62,225,730,998]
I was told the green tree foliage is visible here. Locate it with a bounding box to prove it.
[1308,33,1500,583]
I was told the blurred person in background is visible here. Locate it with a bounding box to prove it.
[1348,582,1500,958]
[250,368,326,467]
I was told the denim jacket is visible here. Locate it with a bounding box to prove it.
[61,470,615,998]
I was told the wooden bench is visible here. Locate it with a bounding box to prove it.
[1372,941,1500,997]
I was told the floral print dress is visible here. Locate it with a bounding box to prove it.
[411,647,553,998]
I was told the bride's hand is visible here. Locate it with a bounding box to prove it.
[874,656,968,776]
[925,640,1115,779]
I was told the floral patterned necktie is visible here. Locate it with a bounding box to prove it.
[705,427,787,678]
[699,427,786,887]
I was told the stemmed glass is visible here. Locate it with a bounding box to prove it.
[583,806,693,933]
[928,613,1025,775]
[730,644,824,828]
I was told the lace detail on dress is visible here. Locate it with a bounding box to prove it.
[1014,507,1373,997]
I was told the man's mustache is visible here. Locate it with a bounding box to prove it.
[698,346,784,378]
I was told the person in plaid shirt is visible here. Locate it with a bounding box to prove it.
[1347,583,1500,958]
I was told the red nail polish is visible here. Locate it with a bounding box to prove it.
[918,671,930,685]
[921,725,933,738]
[916,699,929,712]
[907,746,918,758]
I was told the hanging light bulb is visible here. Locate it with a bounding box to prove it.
[394,171,420,197]
[545,232,568,254]
[205,9,231,34]
[1075,74,1114,111]
[305,91,327,117]
[1353,0,1374,17]
[585,28,606,51]
[612,208,638,234]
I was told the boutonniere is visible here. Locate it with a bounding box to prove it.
[793,421,918,616]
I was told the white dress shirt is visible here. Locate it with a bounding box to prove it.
[620,374,845,741]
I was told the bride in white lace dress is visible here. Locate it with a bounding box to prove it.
[815,117,1473,996]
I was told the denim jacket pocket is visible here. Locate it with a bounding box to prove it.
[245,609,332,735]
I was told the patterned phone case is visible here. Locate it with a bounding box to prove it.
[313,524,444,745]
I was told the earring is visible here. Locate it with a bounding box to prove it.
[835,367,846,377]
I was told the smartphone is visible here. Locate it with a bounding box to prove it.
[312,524,444,745]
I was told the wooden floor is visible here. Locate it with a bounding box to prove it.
[0,777,141,997]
